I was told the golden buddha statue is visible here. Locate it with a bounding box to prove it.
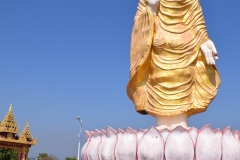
[127,0,221,128]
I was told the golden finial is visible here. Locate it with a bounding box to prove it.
[26,121,29,128]
[9,104,13,112]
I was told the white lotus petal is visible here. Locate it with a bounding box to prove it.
[88,129,101,160]
[196,125,221,160]
[159,128,170,143]
[233,130,239,141]
[165,126,194,160]
[117,128,124,142]
[222,127,240,160]
[81,131,92,160]
[137,129,145,143]
[116,127,137,160]
[214,128,222,155]
[187,127,198,146]
[99,130,106,160]
[101,127,117,160]
[138,127,164,160]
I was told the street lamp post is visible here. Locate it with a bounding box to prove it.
[76,116,82,160]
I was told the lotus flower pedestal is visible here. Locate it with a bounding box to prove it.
[81,125,240,160]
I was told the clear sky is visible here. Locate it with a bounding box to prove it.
[0,0,240,159]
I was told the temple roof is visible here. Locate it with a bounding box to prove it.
[20,122,33,141]
[0,104,19,134]
[0,104,37,145]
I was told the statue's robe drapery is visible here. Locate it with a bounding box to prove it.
[127,0,221,117]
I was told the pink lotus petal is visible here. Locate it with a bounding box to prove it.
[137,129,145,143]
[101,130,106,134]
[159,128,170,144]
[233,130,239,141]
[99,130,106,160]
[118,128,124,133]
[81,143,88,160]
[138,127,164,160]
[214,128,222,155]
[88,129,101,160]
[213,128,220,133]
[83,125,240,160]
[81,131,92,160]
[195,125,221,160]
[187,127,198,146]
[100,127,117,160]
[116,127,137,160]
[165,126,194,160]
[86,130,92,139]
[117,129,124,142]
[222,127,240,160]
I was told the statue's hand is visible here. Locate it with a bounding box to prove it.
[147,0,159,15]
[201,40,218,65]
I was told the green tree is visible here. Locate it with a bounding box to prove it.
[36,153,60,160]
[65,157,77,160]
[48,154,60,160]
[36,153,49,160]
[0,148,18,160]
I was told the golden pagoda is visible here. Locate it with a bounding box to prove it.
[0,104,19,134]
[0,104,37,160]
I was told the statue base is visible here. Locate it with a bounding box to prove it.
[81,125,240,160]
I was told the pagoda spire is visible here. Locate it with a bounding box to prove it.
[26,121,29,128]
[0,104,19,133]
[9,104,13,112]
[19,122,33,142]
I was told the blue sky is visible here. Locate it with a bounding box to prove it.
[0,0,240,159]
